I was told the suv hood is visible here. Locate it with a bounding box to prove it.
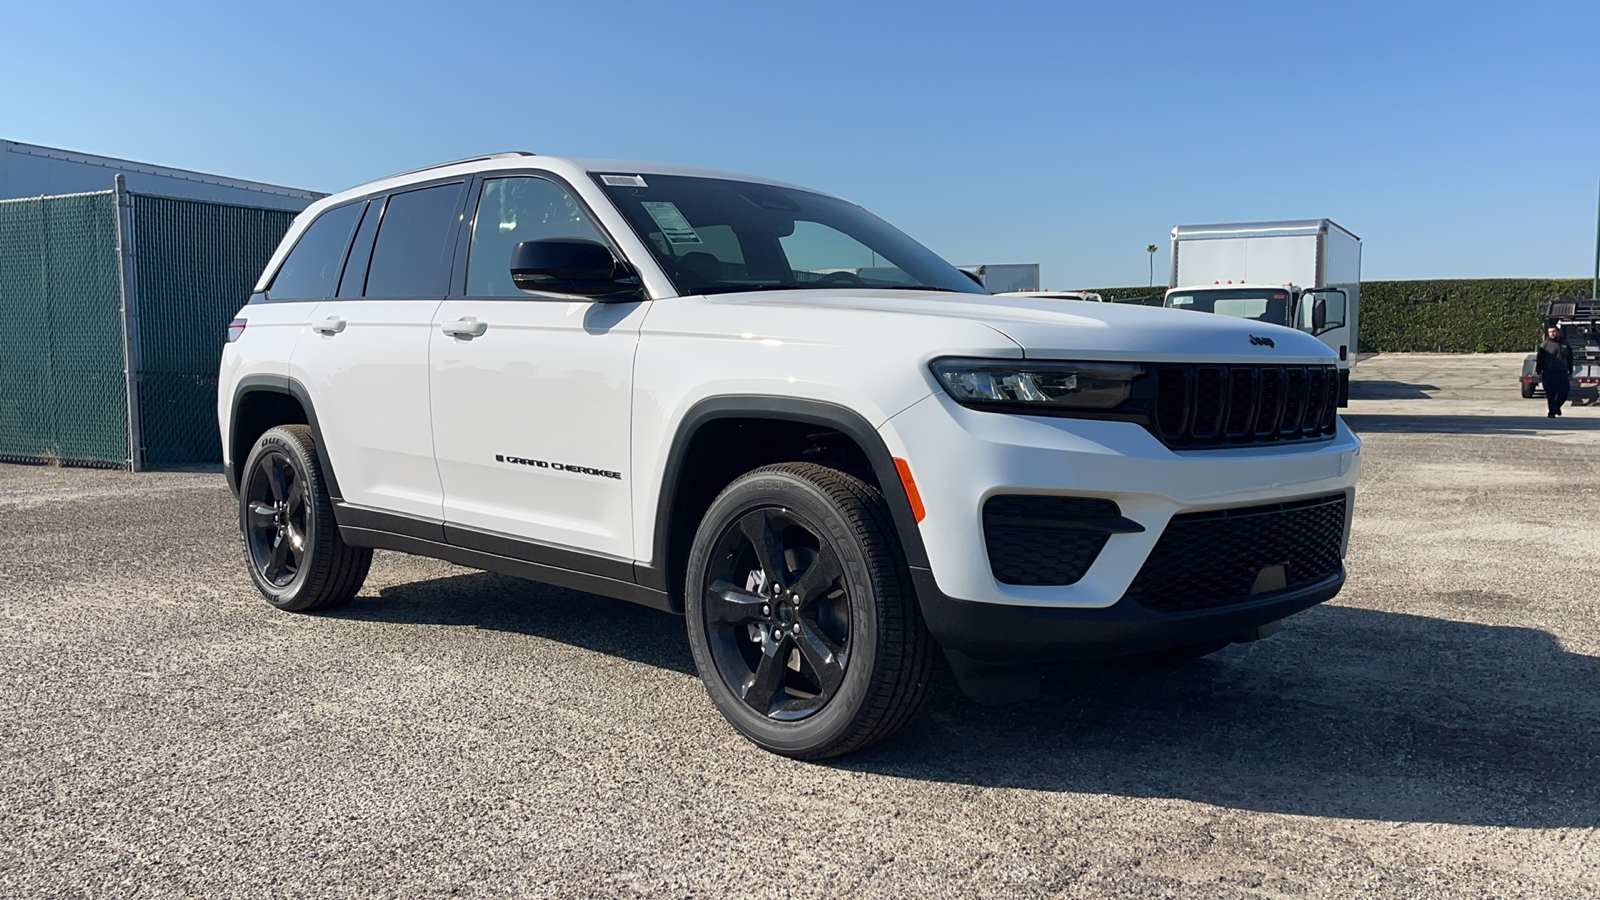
[719,289,1337,364]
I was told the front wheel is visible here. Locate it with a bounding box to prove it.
[684,463,933,759]
[239,425,371,612]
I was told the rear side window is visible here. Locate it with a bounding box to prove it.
[336,198,384,298]
[364,183,465,298]
[267,203,362,300]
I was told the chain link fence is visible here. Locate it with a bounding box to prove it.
[0,185,296,468]
[0,190,127,466]
[130,194,294,465]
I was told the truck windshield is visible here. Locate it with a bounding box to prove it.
[1166,288,1292,326]
[593,173,987,296]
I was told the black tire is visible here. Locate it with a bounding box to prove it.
[1521,380,1536,399]
[684,463,934,759]
[238,425,371,612]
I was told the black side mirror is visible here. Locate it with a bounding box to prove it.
[510,239,639,298]
[1312,297,1327,332]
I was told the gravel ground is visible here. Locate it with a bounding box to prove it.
[1,353,1597,899]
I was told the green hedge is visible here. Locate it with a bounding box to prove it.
[1085,279,1596,352]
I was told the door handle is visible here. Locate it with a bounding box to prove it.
[440,317,488,338]
[311,316,346,335]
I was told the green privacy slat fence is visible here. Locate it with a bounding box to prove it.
[131,195,294,466]
[0,191,127,466]
[0,187,297,469]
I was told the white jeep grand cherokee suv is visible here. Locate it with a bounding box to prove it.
[219,152,1360,758]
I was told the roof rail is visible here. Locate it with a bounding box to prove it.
[383,151,536,181]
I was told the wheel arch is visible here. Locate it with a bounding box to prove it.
[228,375,340,501]
[646,396,930,611]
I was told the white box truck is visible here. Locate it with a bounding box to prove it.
[1164,220,1361,405]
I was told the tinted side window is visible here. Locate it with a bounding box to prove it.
[267,203,362,300]
[466,176,609,297]
[336,198,384,298]
[364,183,465,298]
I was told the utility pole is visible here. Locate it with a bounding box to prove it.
[1593,172,1599,301]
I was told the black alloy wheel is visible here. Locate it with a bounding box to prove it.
[238,425,371,612]
[685,463,933,759]
[244,449,307,588]
[702,506,852,721]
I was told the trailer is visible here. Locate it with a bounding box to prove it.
[1164,220,1361,405]
[957,263,1041,293]
[1520,300,1600,399]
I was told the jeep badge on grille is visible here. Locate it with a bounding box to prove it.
[1249,334,1276,348]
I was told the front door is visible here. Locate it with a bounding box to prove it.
[429,173,646,562]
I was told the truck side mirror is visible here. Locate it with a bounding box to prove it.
[1312,297,1327,332]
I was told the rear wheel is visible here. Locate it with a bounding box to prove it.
[239,425,371,612]
[684,463,933,759]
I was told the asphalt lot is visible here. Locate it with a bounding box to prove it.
[2,353,1598,899]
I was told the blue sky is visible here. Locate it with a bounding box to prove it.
[4,0,1597,288]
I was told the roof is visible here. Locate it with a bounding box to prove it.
[1,139,323,207]
[1171,219,1360,242]
[306,153,827,216]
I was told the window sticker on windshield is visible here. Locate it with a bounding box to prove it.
[640,201,702,245]
[601,174,648,187]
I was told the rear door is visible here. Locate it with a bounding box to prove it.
[291,180,467,523]
[429,172,646,563]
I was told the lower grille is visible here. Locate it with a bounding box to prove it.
[1123,494,1347,612]
[984,495,1124,586]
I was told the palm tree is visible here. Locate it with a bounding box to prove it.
[1147,245,1158,286]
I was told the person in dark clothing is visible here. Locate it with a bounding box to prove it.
[1535,325,1574,417]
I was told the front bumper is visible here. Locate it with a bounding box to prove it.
[879,391,1361,659]
[914,567,1343,664]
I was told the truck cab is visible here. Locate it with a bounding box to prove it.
[1163,220,1361,405]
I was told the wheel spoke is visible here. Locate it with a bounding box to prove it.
[247,502,277,530]
[265,533,290,579]
[705,580,767,625]
[737,509,788,588]
[267,457,290,504]
[287,481,307,517]
[739,639,787,714]
[790,545,842,607]
[795,622,847,696]
[286,522,306,557]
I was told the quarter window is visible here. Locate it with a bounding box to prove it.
[364,183,465,298]
[466,177,609,297]
[267,202,361,300]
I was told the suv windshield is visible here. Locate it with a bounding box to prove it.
[594,173,987,296]
[1166,288,1292,326]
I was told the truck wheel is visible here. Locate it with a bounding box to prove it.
[239,425,372,612]
[684,463,934,759]
[1521,381,1536,399]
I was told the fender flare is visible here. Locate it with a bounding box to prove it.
[227,375,340,501]
[643,395,931,594]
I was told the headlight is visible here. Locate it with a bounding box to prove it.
[931,358,1145,411]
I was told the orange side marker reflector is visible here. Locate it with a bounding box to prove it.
[893,457,926,523]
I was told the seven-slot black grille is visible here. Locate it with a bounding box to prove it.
[1150,364,1339,449]
[983,495,1126,586]
[1122,493,1347,613]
